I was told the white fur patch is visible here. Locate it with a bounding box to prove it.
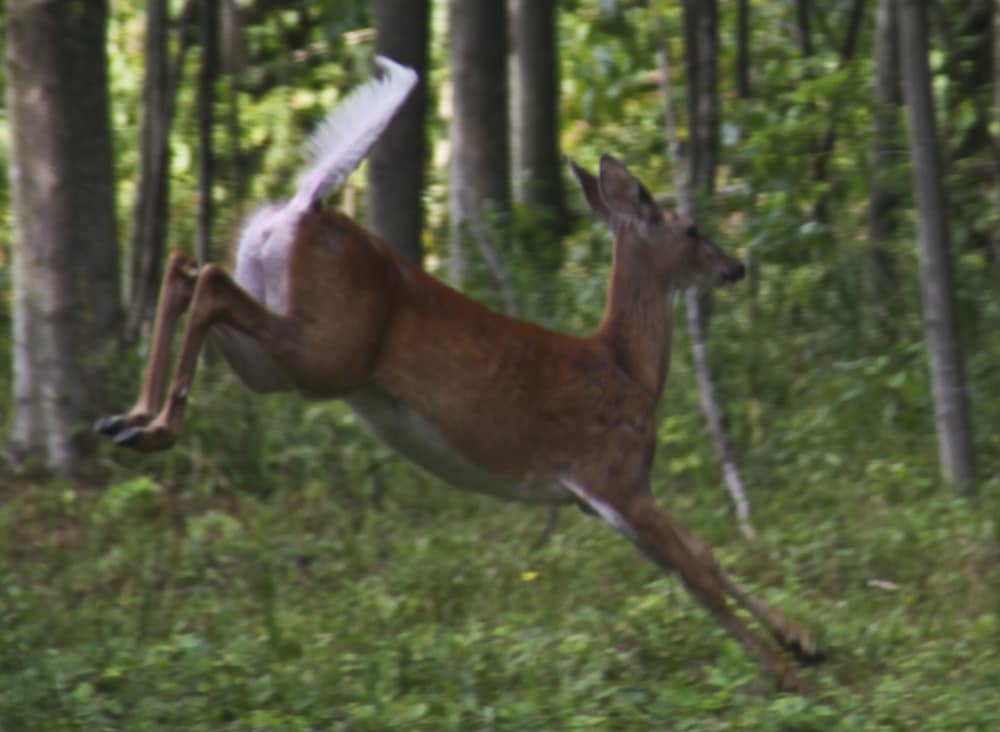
[562,479,637,540]
[231,58,416,314]
[290,56,418,212]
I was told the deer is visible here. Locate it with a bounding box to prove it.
[96,56,824,694]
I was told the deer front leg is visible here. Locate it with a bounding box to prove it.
[110,263,301,452]
[568,480,816,695]
[671,522,824,666]
[96,252,200,440]
[621,495,817,694]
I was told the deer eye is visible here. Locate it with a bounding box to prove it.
[686,225,699,238]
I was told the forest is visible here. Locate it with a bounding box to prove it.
[1,0,998,729]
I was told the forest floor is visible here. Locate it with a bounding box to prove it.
[1,408,997,730]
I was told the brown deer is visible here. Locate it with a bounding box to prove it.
[97,57,824,694]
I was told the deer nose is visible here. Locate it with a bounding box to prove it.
[722,260,746,285]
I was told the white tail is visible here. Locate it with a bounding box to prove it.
[291,56,417,212]
[97,61,823,694]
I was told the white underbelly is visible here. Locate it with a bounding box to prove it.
[346,388,571,505]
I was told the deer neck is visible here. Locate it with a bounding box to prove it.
[596,226,676,397]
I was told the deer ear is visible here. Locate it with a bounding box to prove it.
[567,157,610,221]
[597,154,658,222]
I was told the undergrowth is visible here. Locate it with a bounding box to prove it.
[1,353,997,729]
[1,220,997,731]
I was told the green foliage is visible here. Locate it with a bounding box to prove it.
[1,438,997,729]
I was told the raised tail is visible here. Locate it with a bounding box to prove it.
[289,56,418,212]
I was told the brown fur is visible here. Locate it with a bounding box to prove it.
[97,156,822,694]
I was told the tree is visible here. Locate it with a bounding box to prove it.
[509,0,568,236]
[447,0,511,287]
[367,0,430,264]
[197,0,221,264]
[672,2,756,538]
[682,0,719,193]
[124,0,196,343]
[866,0,902,324]
[4,0,121,476]
[736,0,751,99]
[898,0,977,496]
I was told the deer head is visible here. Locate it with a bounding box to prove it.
[569,154,745,290]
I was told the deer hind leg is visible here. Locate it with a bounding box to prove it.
[105,262,301,452]
[568,484,816,695]
[96,252,200,439]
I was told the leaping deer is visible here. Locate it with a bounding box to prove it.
[97,57,824,694]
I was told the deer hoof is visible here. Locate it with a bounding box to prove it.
[95,414,129,437]
[786,638,826,666]
[110,423,175,451]
[95,413,152,437]
[110,425,145,447]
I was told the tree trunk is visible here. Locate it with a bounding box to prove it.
[125,0,175,343]
[671,5,756,539]
[736,0,751,99]
[197,0,219,264]
[898,0,977,496]
[682,0,719,190]
[994,0,1000,267]
[795,0,815,57]
[509,0,568,235]
[810,0,867,222]
[866,0,902,323]
[5,0,121,476]
[367,0,430,264]
[447,0,510,286]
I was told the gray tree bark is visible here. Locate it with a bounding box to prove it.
[447,0,510,286]
[736,0,751,99]
[898,0,977,496]
[125,0,187,344]
[682,0,719,191]
[994,0,1000,267]
[197,0,220,264]
[672,5,756,539]
[509,0,567,235]
[367,0,430,264]
[5,0,121,476]
[866,0,902,323]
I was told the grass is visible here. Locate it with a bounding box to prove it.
[2,269,998,730]
[1,393,996,731]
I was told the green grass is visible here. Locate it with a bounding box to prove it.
[1,410,996,730]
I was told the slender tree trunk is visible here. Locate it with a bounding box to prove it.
[810,0,867,221]
[683,1,719,191]
[5,0,121,476]
[993,0,1000,267]
[736,0,751,99]
[447,0,510,287]
[866,0,902,323]
[367,0,430,264]
[796,0,814,57]
[509,0,568,235]
[125,0,194,344]
[222,0,248,208]
[197,0,219,263]
[995,0,1000,130]
[670,6,756,539]
[898,0,977,496]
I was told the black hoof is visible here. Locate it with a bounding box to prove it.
[95,415,129,437]
[111,425,145,447]
[787,639,826,666]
